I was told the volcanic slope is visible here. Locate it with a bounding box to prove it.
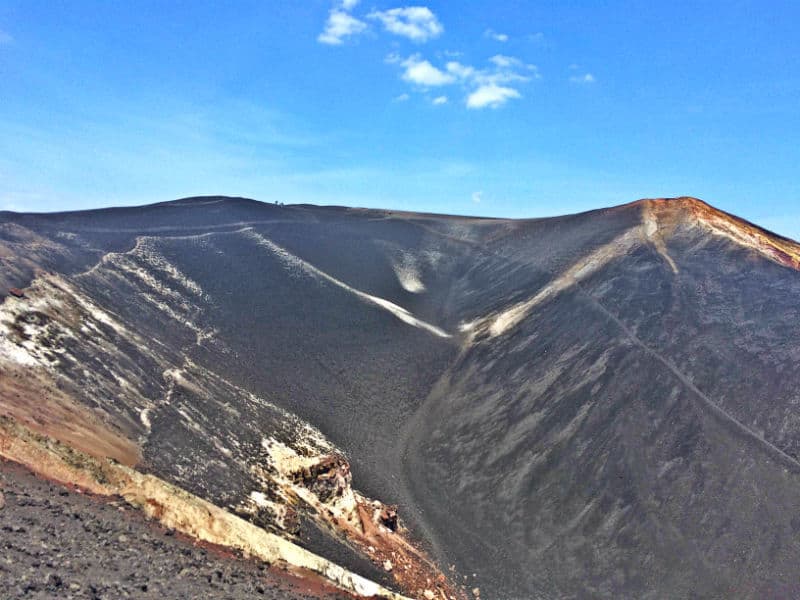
[3,196,800,598]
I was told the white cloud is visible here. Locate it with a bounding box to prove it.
[318,9,367,45]
[368,6,443,42]
[393,93,410,102]
[391,52,535,109]
[432,95,448,105]
[448,56,536,86]
[401,54,455,86]
[445,61,476,80]
[0,30,12,45]
[472,191,483,204]
[489,54,517,68]
[569,73,596,84]
[466,84,521,109]
[475,56,539,87]
[484,55,539,81]
[484,29,509,42]
[340,0,359,9]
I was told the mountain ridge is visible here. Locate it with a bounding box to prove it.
[3,195,800,598]
[5,194,798,255]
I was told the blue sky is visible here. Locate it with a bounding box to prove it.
[1,1,799,237]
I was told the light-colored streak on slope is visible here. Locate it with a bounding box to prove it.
[0,274,172,438]
[392,256,426,293]
[75,236,147,279]
[135,239,207,298]
[75,236,218,346]
[642,201,679,274]
[582,287,800,473]
[696,207,800,270]
[488,228,641,337]
[243,230,451,339]
[488,202,686,338]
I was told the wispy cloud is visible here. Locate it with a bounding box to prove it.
[568,64,595,84]
[484,29,509,42]
[368,7,443,42]
[569,73,596,84]
[318,6,367,45]
[489,55,515,68]
[456,55,538,108]
[432,95,448,105]
[453,55,538,86]
[393,93,410,102]
[400,54,455,86]
[466,84,521,109]
[472,191,483,203]
[0,30,12,45]
[445,61,476,80]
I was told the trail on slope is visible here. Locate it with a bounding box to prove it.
[578,285,800,472]
[243,229,452,339]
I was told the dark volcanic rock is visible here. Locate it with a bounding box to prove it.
[0,461,353,600]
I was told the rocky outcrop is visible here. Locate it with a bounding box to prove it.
[0,417,410,599]
[256,440,467,600]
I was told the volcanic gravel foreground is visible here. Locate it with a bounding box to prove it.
[3,196,800,599]
[0,461,354,600]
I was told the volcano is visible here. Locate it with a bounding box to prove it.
[2,196,800,599]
